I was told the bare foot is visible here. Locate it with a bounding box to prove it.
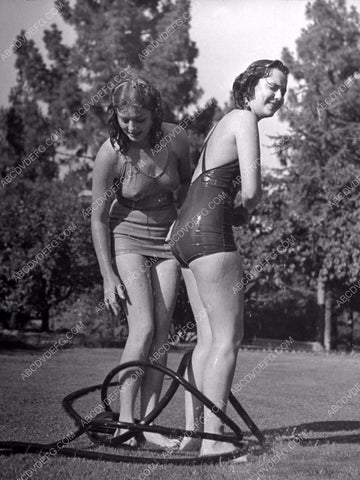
[143,431,180,449]
[200,440,240,457]
[179,436,202,451]
[113,428,138,447]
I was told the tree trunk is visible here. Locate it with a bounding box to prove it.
[8,312,17,330]
[316,276,325,345]
[344,305,354,352]
[324,289,332,352]
[331,299,338,350]
[41,308,50,332]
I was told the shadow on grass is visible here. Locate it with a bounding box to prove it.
[258,420,360,446]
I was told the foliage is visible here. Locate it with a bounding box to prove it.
[0,0,204,332]
[0,92,60,182]
[50,286,126,343]
[0,174,98,330]
[4,0,360,346]
[245,288,318,342]
[9,0,201,160]
[233,0,360,345]
[277,0,360,290]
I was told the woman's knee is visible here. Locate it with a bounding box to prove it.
[232,323,244,349]
[213,329,243,353]
[233,333,244,352]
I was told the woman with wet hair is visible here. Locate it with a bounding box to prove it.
[170,59,289,457]
[91,70,191,448]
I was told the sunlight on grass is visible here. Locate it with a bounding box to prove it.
[1,348,360,479]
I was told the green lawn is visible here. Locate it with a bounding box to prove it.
[1,347,360,479]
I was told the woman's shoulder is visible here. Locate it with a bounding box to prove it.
[162,122,188,145]
[97,138,119,156]
[220,109,258,137]
[160,122,189,173]
[94,138,120,173]
[95,138,119,163]
[223,108,257,125]
[163,121,185,135]
[162,121,178,132]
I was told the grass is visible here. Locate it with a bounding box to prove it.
[1,347,360,479]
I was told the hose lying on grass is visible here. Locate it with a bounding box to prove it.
[0,350,265,465]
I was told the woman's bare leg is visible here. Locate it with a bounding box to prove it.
[140,258,180,447]
[189,251,244,456]
[179,268,212,451]
[113,254,154,446]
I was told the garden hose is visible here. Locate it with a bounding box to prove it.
[0,350,265,465]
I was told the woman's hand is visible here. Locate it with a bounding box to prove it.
[233,204,250,227]
[103,273,127,316]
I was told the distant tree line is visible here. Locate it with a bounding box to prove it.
[0,0,359,351]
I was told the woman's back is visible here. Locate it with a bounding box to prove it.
[191,109,260,184]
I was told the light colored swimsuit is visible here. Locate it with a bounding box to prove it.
[110,144,189,259]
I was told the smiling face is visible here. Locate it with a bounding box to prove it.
[116,107,153,144]
[248,68,288,120]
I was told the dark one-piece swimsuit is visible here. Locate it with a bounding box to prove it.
[169,126,241,268]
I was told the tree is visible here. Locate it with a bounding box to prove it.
[11,0,201,160]
[0,175,98,331]
[232,168,319,342]
[275,0,360,349]
[0,88,61,184]
[0,0,203,333]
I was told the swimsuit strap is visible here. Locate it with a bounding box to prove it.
[200,123,218,173]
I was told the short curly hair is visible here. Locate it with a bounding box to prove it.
[232,59,289,110]
[108,71,163,154]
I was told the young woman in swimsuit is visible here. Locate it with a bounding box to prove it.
[91,72,191,447]
[170,59,288,456]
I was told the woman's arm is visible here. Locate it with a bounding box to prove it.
[233,111,262,213]
[91,140,124,315]
[166,123,191,209]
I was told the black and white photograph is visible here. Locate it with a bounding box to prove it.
[1,0,360,478]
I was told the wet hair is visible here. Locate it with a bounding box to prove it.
[232,59,289,110]
[108,72,163,154]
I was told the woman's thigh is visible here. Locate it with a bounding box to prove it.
[114,253,154,330]
[182,267,212,344]
[151,258,179,330]
[189,251,244,343]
